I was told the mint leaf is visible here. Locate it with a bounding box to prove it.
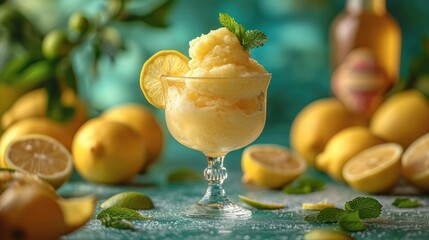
[345,197,382,219]
[283,178,325,194]
[219,13,267,50]
[339,211,366,232]
[304,213,319,223]
[105,219,135,230]
[392,198,421,208]
[219,13,245,41]
[97,206,153,230]
[243,30,268,50]
[317,208,346,223]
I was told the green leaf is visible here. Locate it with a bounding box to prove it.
[282,178,325,194]
[120,0,174,28]
[97,206,153,230]
[338,211,366,232]
[345,197,382,220]
[243,30,268,50]
[104,219,135,230]
[392,197,421,208]
[304,213,319,223]
[219,13,267,51]
[219,13,244,39]
[317,208,345,223]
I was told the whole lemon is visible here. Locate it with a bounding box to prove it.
[72,118,146,184]
[290,98,367,165]
[370,89,429,149]
[0,118,74,167]
[100,104,164,171]
[316,126,385,181]
[0,184,65,240]
[1,88,87,134]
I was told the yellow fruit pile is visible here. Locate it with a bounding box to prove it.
[290,90,429,193]
[0,87,164,186]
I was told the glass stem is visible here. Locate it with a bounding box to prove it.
[201,156,228,204]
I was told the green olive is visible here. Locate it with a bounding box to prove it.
[68,12,89,35]
[42,30,72,60]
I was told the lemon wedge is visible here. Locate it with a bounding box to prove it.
[241,144,306,189]
[3,134,73,189]
[343,143,403,193]
[402,132,429,191]
[238,195,285,210]
[139,50,190,109]
[302,199,335,210]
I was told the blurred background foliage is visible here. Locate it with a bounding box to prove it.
[1,0,429,139]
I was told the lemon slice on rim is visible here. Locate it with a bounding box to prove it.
[241,144,306,189]
[302,199,335,210]
[402,132,429,191]
[343,143,403,193]
[139,50,190,109]
[3,134,73,189]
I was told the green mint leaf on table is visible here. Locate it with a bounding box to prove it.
[317,208,346,223]
[97,206,153,230]
[283,178,325,194]
[345,197,382,219]
[392,197,421,208]
[304,213,319,223]
[304,196,382,233]
[219,13,267,50]
[338,211,366,232]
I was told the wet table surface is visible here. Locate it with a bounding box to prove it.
[59,132,429,240]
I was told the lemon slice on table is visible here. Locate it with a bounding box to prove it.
[238,195,285,210]
[402,132,429,191]
[302,199,335,210]
[343,143,403,193]
[139,50,190,109]
[3,134,73,189]
[241,144,306,189]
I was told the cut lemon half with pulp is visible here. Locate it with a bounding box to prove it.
[139,50,190,109]
[241,144,306,189]
[343,143,403,193]
[402,132,429,191]
[3,134,73,189]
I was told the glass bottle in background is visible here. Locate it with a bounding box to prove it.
[330,0,401,118]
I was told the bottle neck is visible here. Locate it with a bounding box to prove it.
[347,0,386,15]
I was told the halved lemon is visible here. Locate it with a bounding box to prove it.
[302,199,335,210]
[3,134,73,189]
[343,143,403,193]
[139,50,190,109]
[241,144,306,189]
[402,132,429,191]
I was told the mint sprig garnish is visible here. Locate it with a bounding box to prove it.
[219,13,267,50]
[392,197,421,208]
[97,206,153,230]
[282,177,325,194]
[304,196,382,232]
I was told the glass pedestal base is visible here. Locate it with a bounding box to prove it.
[181,156,251,219]
[181,197,251,219]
